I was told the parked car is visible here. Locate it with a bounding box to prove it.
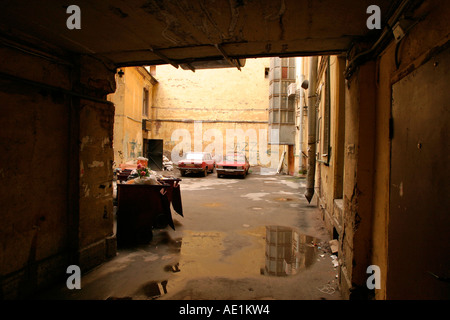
[177,152,215,177]
[216,153,250,178]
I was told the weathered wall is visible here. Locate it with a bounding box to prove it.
[0,41,117,298]
[297,55,346,239]
[371,0,450,299]
[334,0,450,300]
[153,120,275,166]
[72,55,117,273]
[341,61,377,299]
[151,58,279,167]
[0,45,72,298]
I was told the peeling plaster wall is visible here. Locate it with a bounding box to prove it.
[78,101,115,266]
[76,56,117,273]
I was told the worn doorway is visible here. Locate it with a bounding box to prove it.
[143,139,163,171]
[388,47,450,299]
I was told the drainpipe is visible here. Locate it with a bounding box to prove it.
[305,56,318,203]
[298,58,304,172]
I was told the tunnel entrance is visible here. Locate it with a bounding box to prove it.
[104,56,343,300]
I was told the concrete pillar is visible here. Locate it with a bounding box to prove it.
[76,55,117,272]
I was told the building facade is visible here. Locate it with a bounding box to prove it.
[111,58,281,170]
[108,67,157,166]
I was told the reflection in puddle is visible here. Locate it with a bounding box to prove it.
[142,226,321,299]
[158,226,320,281]
[262,226,319,277]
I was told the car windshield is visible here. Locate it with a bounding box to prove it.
[185,153,203,160]
[225,154,245,161]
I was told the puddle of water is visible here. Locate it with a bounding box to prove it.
[162,226,320,282]
[130,226,323,299]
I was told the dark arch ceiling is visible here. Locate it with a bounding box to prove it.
[0,0,405,69]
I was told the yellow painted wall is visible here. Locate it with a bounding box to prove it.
[316,56,340,221]
[108,67,155,166]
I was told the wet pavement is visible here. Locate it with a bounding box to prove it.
[34,170,342,300]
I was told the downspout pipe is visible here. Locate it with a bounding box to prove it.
[298,58,304,172]
[305,56,318,203]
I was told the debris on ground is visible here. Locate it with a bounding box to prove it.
[331,255,339,268]
[329,239,339,254]
[163,155,174,171]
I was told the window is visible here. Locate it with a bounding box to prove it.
[268,57,296,145]
[142,88,149,117]
[282,67,288,79]
[319,57,331,163]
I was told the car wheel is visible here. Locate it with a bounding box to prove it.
[203,169,208,177]
[180,170,185,177]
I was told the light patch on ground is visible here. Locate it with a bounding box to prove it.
[274,190,296,195]
[241,192,270,201]
[181,179,239,191]
[279,179,304,189]
[258,168,278,175]
[256,176,305,189]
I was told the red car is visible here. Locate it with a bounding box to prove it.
[177,152,215,177]
[216,153,250,178]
